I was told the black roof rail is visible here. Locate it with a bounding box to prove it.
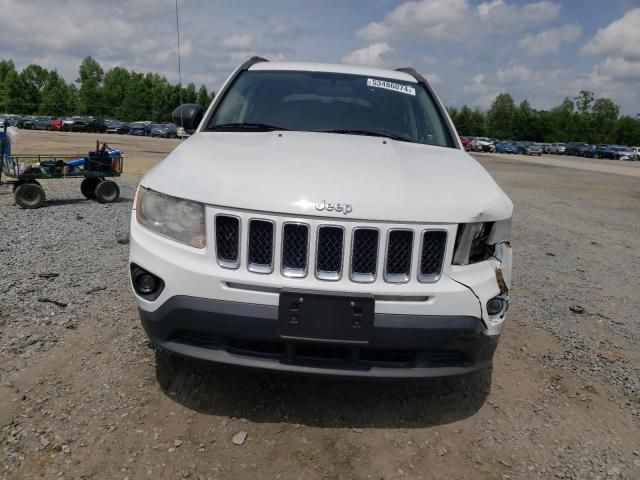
[242,56,269,70]
[395,67,429,86]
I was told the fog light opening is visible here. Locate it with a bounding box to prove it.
[486,297,505,316]
[136,273,157,294]
[130,264,165,300]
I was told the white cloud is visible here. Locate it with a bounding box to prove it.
[355,0,560,44]
[357,22,392,42]
[477,0,504,17]
[594,57,640,81]
[342,42,393,67]
[520,24,582,55]
[222,34,254,49]
[496,64,537,84]
[357,0,468,42]
[582,8,640,60]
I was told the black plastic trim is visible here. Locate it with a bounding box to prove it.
[138,295,497,378]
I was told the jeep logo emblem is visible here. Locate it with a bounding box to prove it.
[315,200,352,215]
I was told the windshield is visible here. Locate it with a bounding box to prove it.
[206,70,455,147]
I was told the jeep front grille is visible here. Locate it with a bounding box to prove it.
[213,212,448,284]
[385,230,414,283]
[281,223,309,277]
[316,226,344,280]
[419,230,447,282]
[215,215,240,268]
[248,220,274,273]
[351,228,379,282]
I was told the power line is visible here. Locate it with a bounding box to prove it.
[175,0,183,129]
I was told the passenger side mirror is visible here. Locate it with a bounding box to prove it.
[172,104,204,132]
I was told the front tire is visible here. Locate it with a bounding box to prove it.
[15,182,45,209]
[81,177,101,199]
[94,180,120,203]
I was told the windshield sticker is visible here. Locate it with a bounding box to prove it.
[367,78,416,96]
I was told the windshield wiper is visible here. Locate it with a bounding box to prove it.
[320,129,416,143]
[207,123,289,132]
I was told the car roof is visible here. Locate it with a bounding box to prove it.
[249,61,417,83]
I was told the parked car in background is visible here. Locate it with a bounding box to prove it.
[516,142,543,156]
[33,116,53,130]
[49,118,63,131]
[549,143,566,154]
[609,146,638,161]
[88,117,107,133]
[540,143,551,154]
[21,116,37,129]
[583,144,597,158]
[150,123,178,138]
[470,137,495,152]
[495,142,517,154]
[176,126,191,139]
[62,117,75,131]
[129,121,152,136]
[459,136,471,151]
[106,120,130,135]
[565,142,589,156]
[0,114,21,128]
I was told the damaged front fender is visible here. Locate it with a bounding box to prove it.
[447,241,513,336]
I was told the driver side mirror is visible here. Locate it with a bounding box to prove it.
[172,104,204,132]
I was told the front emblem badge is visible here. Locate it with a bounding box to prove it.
[315,200,352,215]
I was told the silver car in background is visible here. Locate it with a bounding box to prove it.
[549,143,566,154]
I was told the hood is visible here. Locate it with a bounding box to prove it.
[141,131,513,223]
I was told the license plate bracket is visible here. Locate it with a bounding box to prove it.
[278,290,375,345]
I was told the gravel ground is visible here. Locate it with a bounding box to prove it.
[1,133,639,479]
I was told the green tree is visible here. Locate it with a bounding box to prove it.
[197,85,211,108]
[0,69,27,113]
[102,67,131,118]
[591,98,620,143]
[77,56,104,115]
[20,64,50,112]
[40,71,73,116]
[487,93,515,139]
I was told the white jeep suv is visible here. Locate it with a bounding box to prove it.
[129,57,513,378]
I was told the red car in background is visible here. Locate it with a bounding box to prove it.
[49,118,63,131]
[459,136,471,151]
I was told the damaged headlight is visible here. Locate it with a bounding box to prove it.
[135,187,206,249]
[452,218,511,265]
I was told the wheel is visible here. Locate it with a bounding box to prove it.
[80,177,101,199]
[94,180,120,203]
[14,182,45,209]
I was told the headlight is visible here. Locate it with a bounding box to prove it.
[135,187,205,248]
[452,218,511,265]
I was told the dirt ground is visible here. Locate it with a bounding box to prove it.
[1,131,639,479]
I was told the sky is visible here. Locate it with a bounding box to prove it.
[1,0,640,114]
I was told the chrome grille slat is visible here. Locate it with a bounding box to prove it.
[419,230,447,282]
[351,228,379,282]
[385,230,414,283]
[215,215,240,268]
[282,223,309,277]
[248,219,274,273]
[316,226,344,280]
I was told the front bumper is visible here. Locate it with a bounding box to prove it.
[140,295,498,379]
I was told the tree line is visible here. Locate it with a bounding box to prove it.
[448,91,640,145]
[0,56,214,122]
[2,56,639,144]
